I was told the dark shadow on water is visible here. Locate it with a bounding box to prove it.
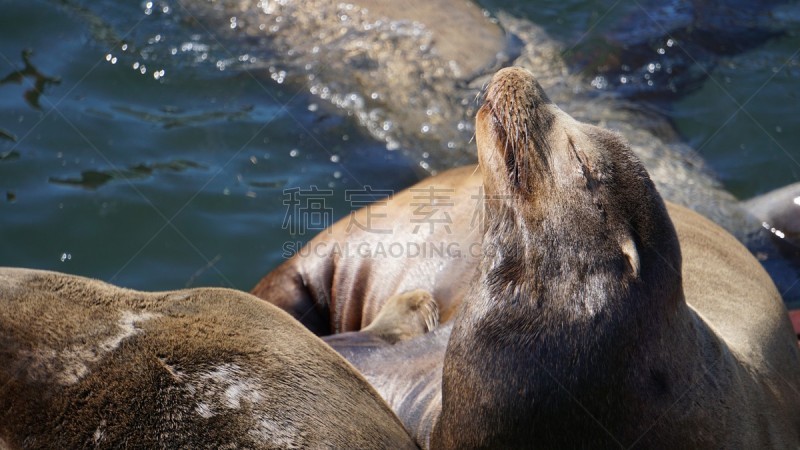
[0,129,17,142]
[109,104,256,129]
[0,49,61,110]
[0,150,20,162]
[49,159,207,190]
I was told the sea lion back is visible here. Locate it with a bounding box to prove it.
[0,267,417,449]
[668,203,800,445]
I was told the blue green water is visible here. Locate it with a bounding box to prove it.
[485,0,800,196]
[0,0,421,290]
[1,0,799,295]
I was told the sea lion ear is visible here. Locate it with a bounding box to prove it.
[619,235,640,278]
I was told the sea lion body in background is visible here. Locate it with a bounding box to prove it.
[322,289,439,350]
[431,67,800,448]
[178,0,513,166]
[0,268,416,449]
[252,166,483,335]
[745,181,800,261]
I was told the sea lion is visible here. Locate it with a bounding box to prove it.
[177,0,797,253]
[299,68,800,448]
[251,165,484,335]
[177,0,514,166]
[430,66,800,448]
[0,267,417,449]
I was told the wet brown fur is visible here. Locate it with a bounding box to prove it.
[360,289,439,342]
[0,268,417,449]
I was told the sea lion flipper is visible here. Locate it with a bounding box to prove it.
[362,289,439,344]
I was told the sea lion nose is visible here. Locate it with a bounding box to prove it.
[481,67,554,146]
[479,67,556,191]
[486,67,552,108]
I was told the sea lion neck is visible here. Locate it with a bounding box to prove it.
[477,67,555,198]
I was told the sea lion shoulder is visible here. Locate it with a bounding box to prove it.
[668,202,797,364]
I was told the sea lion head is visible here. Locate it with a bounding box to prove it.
[474,65,682,321]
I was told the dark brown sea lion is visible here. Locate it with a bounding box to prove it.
[295,67,800,449]
[430,67,800,448]
[0,267,417,449]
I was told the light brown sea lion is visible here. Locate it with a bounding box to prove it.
[430,67,800,448]
[292,68,800,449]
[251,165,484,335]
[0,267,417,449]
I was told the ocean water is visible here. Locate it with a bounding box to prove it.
[1,0,799,297]
[0,0,421,290]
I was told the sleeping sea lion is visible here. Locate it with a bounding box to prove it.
[0,267,416,449]
[430,66,800,448]
[303,67,800,448]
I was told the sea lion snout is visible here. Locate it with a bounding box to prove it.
[478,67,613,200]
[477,67,556,197]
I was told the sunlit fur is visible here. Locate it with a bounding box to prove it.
[0,268,417,449]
